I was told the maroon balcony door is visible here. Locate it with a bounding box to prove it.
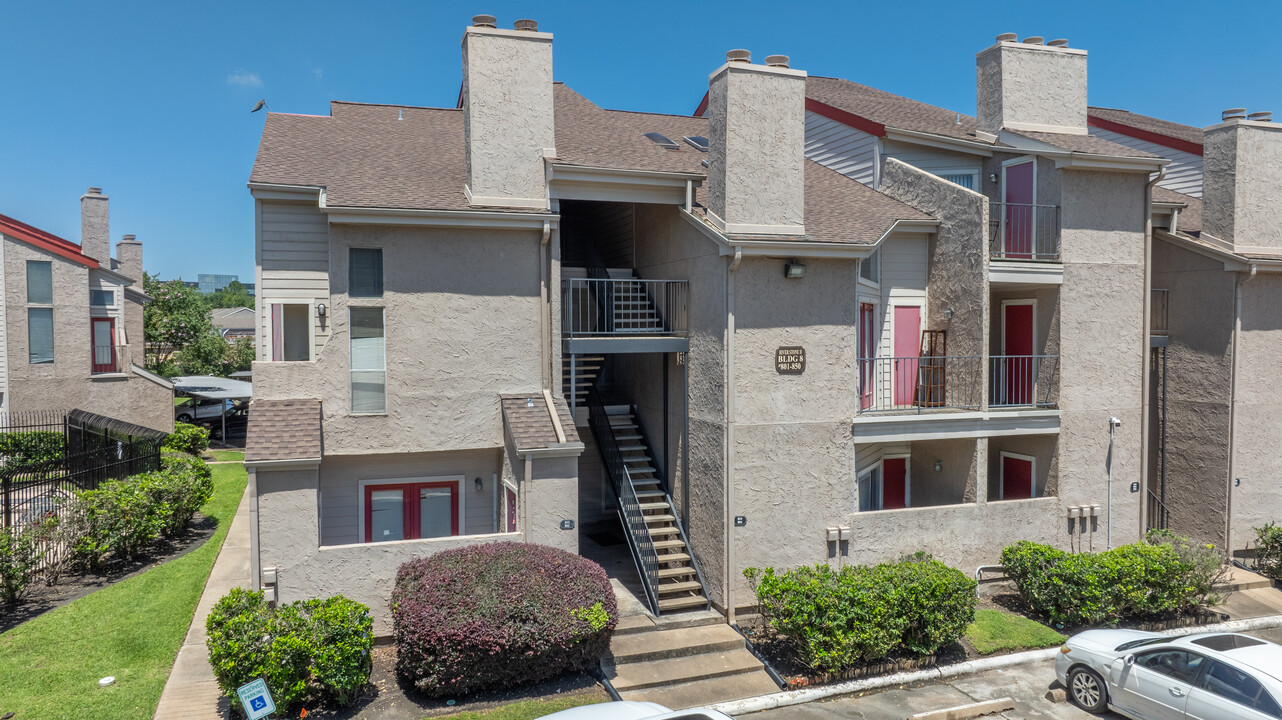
[1001,454,1034,500]
[91,317,116,373]
[1003,302,1034,405]
[882,458,908,509]
[859,303,876,410]
[1003,160,1034,259]
[893,306,920,406]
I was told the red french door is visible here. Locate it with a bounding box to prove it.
[1002,303,1035,405]
[1001,455,1034,499]
[893,306,921,406]
[859,303,876,410]
[365,481,459,543]
[91,318,117,373]
[882,458,908,509]
[1004,161,1035,259]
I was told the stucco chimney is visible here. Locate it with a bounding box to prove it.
[116,234,143,284]
[461,15,554,209]
[706,49,807,236]
[81,187,110,263]
[1202,115,1282,250]
[976,36,1088,136]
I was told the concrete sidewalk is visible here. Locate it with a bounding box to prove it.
[153,487,252,720]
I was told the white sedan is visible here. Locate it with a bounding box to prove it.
[1056,629,1282,719]
[536,702,734,720]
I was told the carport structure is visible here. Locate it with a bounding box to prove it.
[169,375,252,445]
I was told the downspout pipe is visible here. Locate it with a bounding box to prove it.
[725,246,742,624]
[1138,166,1165,538]
[540,220,552,391]
[1228,262,1259,549]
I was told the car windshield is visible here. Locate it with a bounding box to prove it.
[1115,637,1167,652]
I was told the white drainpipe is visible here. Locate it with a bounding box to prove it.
[1228,262,1259,548]
[539,219,552,391]
[725,246,742,623]
[1138,165,1165,539]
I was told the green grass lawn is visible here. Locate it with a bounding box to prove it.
[965,608,1067,656]
[0,461,247,720]
[206,449,244,462]
[437,694,608,720]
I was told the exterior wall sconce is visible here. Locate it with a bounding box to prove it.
[784,260,806,279]
[989,172,1000,183]
[317,303,327,318]
[934,460,943,472]
[474,477,483,491]
[943,308,954,320]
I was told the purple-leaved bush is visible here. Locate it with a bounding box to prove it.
[391,542,618,696]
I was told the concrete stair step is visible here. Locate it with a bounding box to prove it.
[1217,567,1273,592]
[645,514,677,524]
[652,539,687,550]
[658,594,707,612]
[609,623,745,664]
[636,490,666,499]
[656,552,691,564]
[606,646,759,692]
[647,526,680,537]
[657,566,696,579]
[657,580,703,594]
[638,501,669,512]
[617,669,780,710]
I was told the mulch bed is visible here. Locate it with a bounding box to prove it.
[291,646,609,720]
[0,512,217,634]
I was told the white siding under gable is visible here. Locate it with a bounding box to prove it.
[804,110,878,187]
[257,200,330,359]
[1088,127,1203,197]
[877,232,929,359]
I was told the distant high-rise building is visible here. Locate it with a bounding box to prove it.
[197,273,240,293]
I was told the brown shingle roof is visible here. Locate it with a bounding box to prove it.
[1007,130,1160,159]
[245,399,322,462]
[501,394,580,451]
[553,85,708,175]
[1153,186,1202,233]
[1089,107,1203,147]
[805,76,984,143]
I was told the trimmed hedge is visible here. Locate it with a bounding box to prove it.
[1001,534,1224,627]
[206,588,373,712]
[745,554,976,673]
[163,422,209,456]
[392,542,618,696]
[0,431,64,468]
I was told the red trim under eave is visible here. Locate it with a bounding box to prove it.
[805,99,887,138]
[0,213,99,267]
[693,91,709,117]
[1087,115,1203,157]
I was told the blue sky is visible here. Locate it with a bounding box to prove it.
[2,1,1279,282]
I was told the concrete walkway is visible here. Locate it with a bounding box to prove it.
[153,487,252,720]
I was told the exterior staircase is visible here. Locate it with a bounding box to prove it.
[562,355,602,408]
[607,277,666,334]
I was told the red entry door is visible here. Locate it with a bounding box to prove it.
[859,303,876,410]
[1004,161,1035,259]
[1003,303,1034,405]
[893,306,921,406]
[91,318,117,373]
[1001,455,1034,499]
[882,458,907,509]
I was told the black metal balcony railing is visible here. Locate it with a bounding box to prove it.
[989,203,1061,262]
[91,344,128,374]
[857,355,1058,414]
[563,278,689,338]
[1151,289,1169,337]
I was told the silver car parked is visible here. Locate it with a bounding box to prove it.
[1056,629,1282,719]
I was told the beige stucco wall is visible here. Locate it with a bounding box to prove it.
[253,223,545,456]
[1229,274,1282,549]
[976,42,1087,135]
[1203,122,1282,251]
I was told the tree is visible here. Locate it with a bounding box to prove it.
[145,273,217,374]
[205,280,254,310]
[226,337,255,373]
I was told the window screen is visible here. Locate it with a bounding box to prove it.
[350,307,386,413]
[350,248,383,298]
[858,465,882,511]
[90,289,114,306]
[26,261,52,304]
[28,308,54,364]
[860,249,880,284]
[939,173,975,190]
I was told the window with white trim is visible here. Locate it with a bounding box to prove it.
[349,248,383,298]
[858,465,882,512]
[938,173,976,190]
[26,261,53,364]
[859,248,880,284]
[350,307,386,413]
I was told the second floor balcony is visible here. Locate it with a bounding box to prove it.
[91,344,129,375]
[989,203,1061,263]
[857,354,1058,414]
[563,276,689,354]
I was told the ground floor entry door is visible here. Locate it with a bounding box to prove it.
[882,458,908,509]
[1001,454,1034,499]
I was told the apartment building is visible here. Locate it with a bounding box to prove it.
[0,188,172,431]
[245,22,1165,623]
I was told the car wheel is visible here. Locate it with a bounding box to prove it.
[176,414,193,423]
[1068,666,1108,714]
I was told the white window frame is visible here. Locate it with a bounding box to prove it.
[26,260,54,365]
[858,247,881,287]
[348,305,386,415]
[998,451,1037,500]
[356,475,466,545]
[858,463,883,512]
[262,298,316,362]
[934,170,981,190]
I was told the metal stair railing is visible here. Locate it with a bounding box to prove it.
[587,386,660,616]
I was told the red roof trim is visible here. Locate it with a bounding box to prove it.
[804,99,887,138]
[693,91,709,117]
[0,213,99,267]
[1087,115,1203,157]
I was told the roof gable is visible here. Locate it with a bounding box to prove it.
[0,213,99,267]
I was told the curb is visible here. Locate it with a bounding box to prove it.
[709,613,1282,716]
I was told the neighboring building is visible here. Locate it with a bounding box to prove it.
[210,306,255,340]
[245,22,1165,628]
[197,273,239,293]
[0,188,173,432]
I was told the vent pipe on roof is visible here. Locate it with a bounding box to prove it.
[472,14,497,28]
[1047,38,1069,47]
[1022,36,1045,45]
[513,19,538,31]
[996,32,1017,42]
[764,54,790,68]
[1248,111,1273,123]
[87,187,103,195]
[726,49,751,64]
[1222,108,1248,121]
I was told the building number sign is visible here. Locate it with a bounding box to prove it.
[775,346,805,374]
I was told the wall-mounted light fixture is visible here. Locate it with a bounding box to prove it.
[989,172,1000,183]
[474,477,483,491]
[526,397,536,408]
[784,260,806,279]
[943,308,954,320]
[933,460,943,472]
[317,303,327,318]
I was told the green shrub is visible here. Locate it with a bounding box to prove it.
[0,431,64,468]
[745,554,976,673]
[163,422,209,456]
[206,588,373,713]
[1255,523,1282,580]
[1001,537,1219,627]
[0,526,44,604]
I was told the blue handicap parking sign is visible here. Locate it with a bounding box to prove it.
[250,696,267,711]
[237,677,276,720]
